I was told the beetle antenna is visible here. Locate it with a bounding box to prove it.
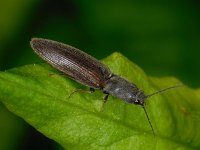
[142,105,155,137]
[146,84,185,98]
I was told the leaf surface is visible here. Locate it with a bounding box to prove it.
[0,53,199,150]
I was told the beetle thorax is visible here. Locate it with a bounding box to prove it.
[103,75,146,105]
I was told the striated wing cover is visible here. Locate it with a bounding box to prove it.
[31,38,112,88]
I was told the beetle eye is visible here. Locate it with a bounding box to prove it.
[134,99,140,104]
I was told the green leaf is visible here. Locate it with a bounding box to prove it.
[0,52,200,150]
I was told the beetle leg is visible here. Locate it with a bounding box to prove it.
[69,88,95,98]
[100,93,109,112]
[48,73,65,76]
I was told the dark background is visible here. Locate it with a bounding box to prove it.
[0,0,199,149]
